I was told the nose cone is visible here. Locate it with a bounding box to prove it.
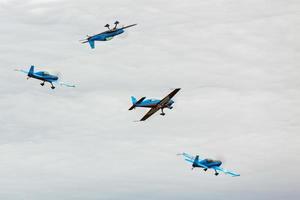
[51,76,58,81]
[217,161,222,166]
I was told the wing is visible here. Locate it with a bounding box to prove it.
[140,106,160,121]
[213,166,240,177]
[177,152,194,163]
[178,153,208,168]
[53,80,75,88]
[122,24,137,30]
[158,88,181,106]
[196,161,209,168]
[15,69,28,74]
[80,40,89,44]
[184,159,208,169]
[180,152,195,161]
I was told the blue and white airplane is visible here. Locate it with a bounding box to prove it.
[15,65,75,89]
[129,88,181,121]
[178,152,240,177]
[80,21,137,49]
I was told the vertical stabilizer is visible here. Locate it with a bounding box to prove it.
[28,65,34,76]
[193,155,200,167]
[89,40,95,49]
[131,96,137,104]
[128,96,146,110]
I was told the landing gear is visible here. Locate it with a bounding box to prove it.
[50,83,55,89]
[40,82,45,86]
[105,24,111,30]
[160,108,165,116]
[113,21,119,29]
[204,168,208,171]
[214,170,219,176]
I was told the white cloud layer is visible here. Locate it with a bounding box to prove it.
[0,0,299,199]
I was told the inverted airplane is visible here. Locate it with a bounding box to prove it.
[178,152,240,177]
[80,21,137,49]
[129,88,181,121]
[15,65,75,89]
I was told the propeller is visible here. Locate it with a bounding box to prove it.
[215,155,226,164]
[113,21,120,29]
[46,70,61,80]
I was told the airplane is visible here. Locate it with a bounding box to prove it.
[80,21,137,49]
[15,65,75,89]
[129,88,181,121]
[177,152,240,177]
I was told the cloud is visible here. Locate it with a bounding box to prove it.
[0,0,299,199]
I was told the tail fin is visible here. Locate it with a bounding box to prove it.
[28,65,34,75]
[89,40,95,49]
[131,96,137,104]
[193,155,199,166]
[129,96,146,110]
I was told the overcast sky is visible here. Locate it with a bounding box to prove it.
[0,0,299,199]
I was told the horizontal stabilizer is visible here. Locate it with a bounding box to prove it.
[129,97,146,110]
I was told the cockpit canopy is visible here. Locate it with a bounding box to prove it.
[42,71,50,75]
[206,159,215,163]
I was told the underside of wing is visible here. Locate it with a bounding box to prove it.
[159,88,181,106]
[140,106,160,121]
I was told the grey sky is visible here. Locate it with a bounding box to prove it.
[0,0,299,199]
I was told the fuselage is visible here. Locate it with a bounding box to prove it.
[135,99,174,109]
[29,71,58,83]
[91,28,125,41]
